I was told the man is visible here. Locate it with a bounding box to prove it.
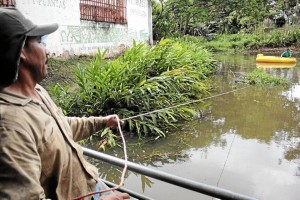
[0,7,130,200]
[281,48,292,57]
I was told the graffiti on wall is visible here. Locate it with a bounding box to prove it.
[60,25,149,53]
[78,44,116,52]
[129,8,147,17]
[60,25,148,45]
[128,0,147,8]
[21,0,148,10]
[60,26,128,44]
[128,0,148,18]
[20,0,70,9]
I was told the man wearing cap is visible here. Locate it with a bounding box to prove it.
[0,7,130,200]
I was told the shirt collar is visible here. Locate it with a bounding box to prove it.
[0,87,40,106]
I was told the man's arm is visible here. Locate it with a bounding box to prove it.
[66,115,122,142]
[66,116,107,141]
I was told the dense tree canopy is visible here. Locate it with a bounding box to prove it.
[151,0,300,40]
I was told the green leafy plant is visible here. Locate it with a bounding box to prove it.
[245,68,288,85]
[203,27,300,52]
[50,38,217,145]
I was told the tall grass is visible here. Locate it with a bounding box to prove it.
[49,39,217,143]
[197,27,300,52]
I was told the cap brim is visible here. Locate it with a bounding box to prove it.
[26,23,58,36]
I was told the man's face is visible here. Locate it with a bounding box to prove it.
[22,36,49,83]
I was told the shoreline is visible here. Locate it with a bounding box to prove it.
[247,45,299,56]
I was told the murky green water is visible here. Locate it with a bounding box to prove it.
[90,53,300,200]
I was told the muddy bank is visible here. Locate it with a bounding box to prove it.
[247,45,300,56]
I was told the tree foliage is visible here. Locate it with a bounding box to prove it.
[152,0,300,40]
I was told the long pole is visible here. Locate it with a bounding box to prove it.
[82,147,258,200]
[102,179,154,200]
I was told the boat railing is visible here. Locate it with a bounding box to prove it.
[83,147,258,200]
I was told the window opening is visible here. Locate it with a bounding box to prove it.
[80,0,127,23]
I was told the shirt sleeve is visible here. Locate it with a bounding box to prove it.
[0,127,46,199]
[66,116,108,141]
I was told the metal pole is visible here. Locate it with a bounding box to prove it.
[82,147,258,200]
[101,179,154,200]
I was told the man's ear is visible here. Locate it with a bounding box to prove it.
[20,48,27,61]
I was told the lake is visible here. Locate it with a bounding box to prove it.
[90,53,300,200]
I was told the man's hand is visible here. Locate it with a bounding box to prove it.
[105,115,124,128]
[100,193,130,200]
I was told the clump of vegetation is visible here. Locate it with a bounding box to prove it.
[202,28,300,52]
[245,68,287,85]
[49,38,217,146]
[169,27,300,53]
[152,0,300,42]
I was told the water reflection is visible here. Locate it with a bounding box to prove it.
[256,62,296,69]
[89,54,300,200]
[282,84,300,102]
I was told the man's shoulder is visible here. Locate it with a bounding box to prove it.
[35,84,48,95]
[0,102,32,129]
[35,84,53,100]
[0,90,42,131]
[0,89,32,106]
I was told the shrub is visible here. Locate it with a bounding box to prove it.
[50,39,217,143]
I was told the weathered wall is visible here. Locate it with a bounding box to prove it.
[16,0,152,58]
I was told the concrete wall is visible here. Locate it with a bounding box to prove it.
[15,0,152,58]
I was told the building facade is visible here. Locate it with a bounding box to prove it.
[1,0,153,58]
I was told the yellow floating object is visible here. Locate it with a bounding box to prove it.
[256,62,296,69]
[256,54,297,63]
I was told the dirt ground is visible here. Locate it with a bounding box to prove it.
[41,56,94,89]
[248,45,300,56]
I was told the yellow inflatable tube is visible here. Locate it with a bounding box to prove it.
[256,54,297,63]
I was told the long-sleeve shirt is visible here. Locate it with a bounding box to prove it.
[0,84,108,200]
